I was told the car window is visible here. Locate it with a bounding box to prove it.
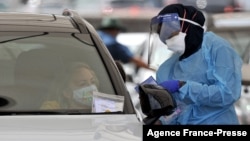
[0,32,117,113]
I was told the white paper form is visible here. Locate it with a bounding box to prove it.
[92,91,124,113]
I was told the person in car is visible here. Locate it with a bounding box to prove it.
[145,3,243,124]
[97,17,155,71]
[40,62,99,111]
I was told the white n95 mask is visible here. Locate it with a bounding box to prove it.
[73,84,98,107]
[165,32,186,55]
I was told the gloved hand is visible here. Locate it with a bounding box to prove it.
[159,80,180,93]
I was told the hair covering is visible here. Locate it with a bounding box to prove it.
[158,4,205,60]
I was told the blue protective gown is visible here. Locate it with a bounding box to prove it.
[156,32,243,125]
[98,31,133,63]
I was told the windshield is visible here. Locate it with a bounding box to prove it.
[0,32,121,114]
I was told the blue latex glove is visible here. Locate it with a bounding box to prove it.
[159,80,180,93]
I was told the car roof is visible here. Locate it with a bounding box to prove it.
[0,10,89,33]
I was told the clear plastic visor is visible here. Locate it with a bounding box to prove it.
[147,32,174,69]
[150,13,181,44]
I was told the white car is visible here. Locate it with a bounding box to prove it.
[0,9,143,140]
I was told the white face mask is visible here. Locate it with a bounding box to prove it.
[165,32,186,55]
[72,84,98,107]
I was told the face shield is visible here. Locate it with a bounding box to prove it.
[148,13,181,69]
[150,13,181,43]
[148,13,204,69]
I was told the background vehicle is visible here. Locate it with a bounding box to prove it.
[0,9,142,140]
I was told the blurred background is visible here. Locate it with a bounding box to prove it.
[0,0,249,31]
[0,0,249,124]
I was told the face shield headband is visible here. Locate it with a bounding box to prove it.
[150,13,204,44]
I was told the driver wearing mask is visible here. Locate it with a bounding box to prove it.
[40,62,99,111]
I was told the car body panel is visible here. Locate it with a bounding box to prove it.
[0,115,142,141]
[0,13,79,32]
